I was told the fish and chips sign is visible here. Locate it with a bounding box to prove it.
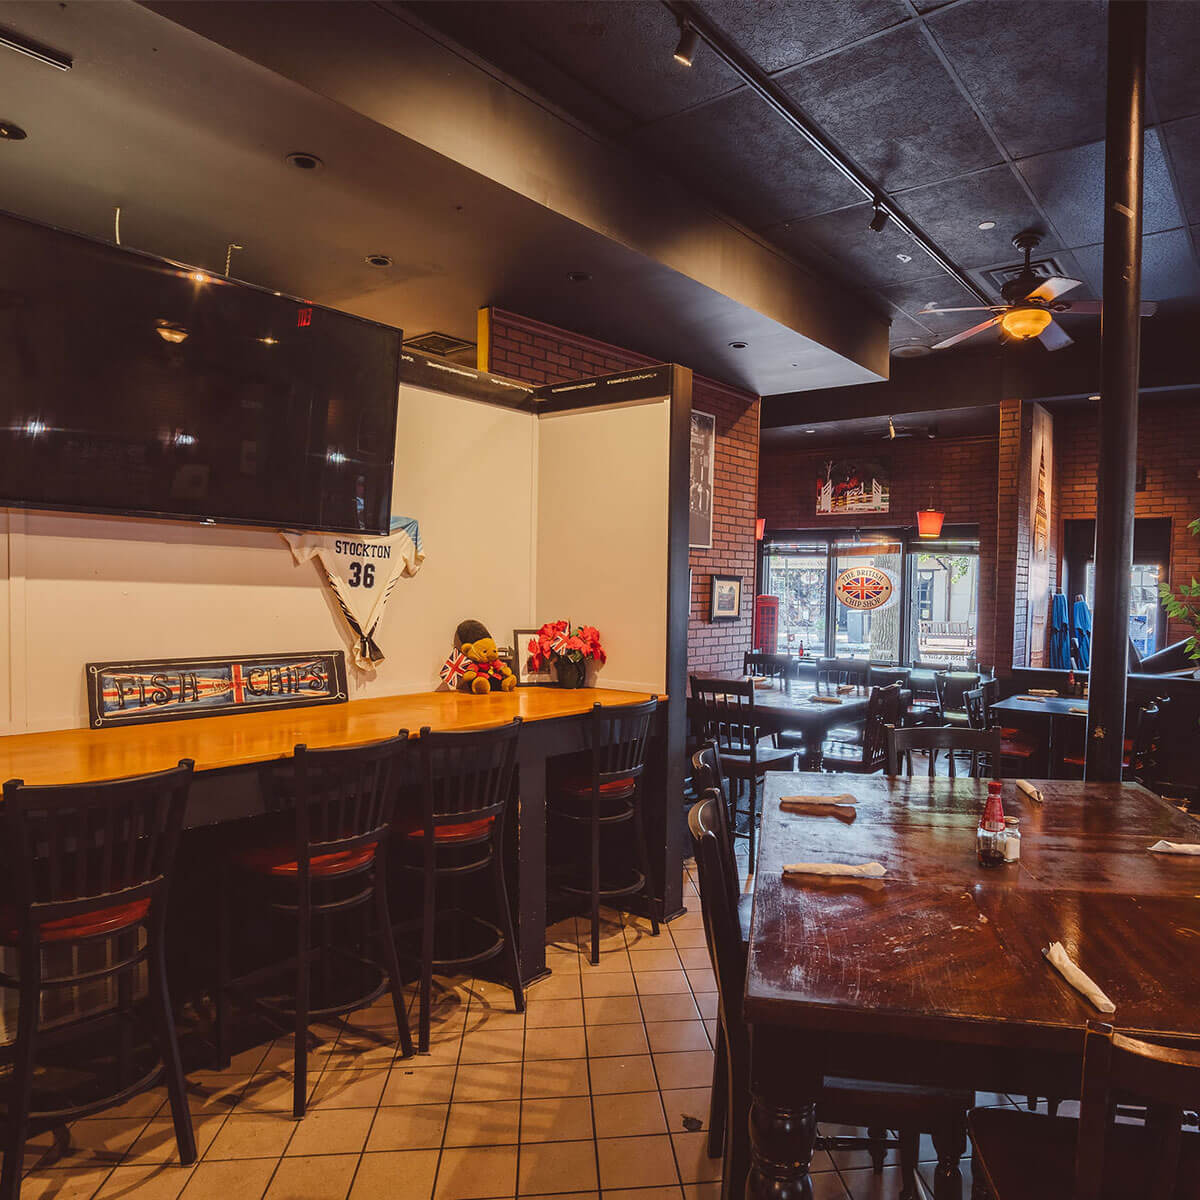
[834,566,895,612]
[86,651,348,729]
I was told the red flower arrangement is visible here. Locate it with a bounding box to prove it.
[527,620,607,672]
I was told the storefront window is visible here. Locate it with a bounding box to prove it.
[762,542,827,657]
[832,538,902,662]
[1084,561,1162,658]
[907,547,979,666]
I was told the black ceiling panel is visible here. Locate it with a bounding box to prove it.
[925,0,1107,160]
[1147,1,1200,124]
[910,0,956,11]
[966,246,1094,302]
[632,87,863,230]
[776,22,1000,193]
[1016,129,1184,249]
[698,0,909,74]
[895,165,1057,269]
[879,274,986,326]
[1162,115,1200,226]
[1073,227,1200,304]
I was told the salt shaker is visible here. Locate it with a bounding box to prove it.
[1003,815,1021,862]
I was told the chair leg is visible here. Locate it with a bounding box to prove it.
[590,800,601,965]
[867,1126,888,1173]
[931,1116,968,1200]
[898,1129,920,1200]
[492,843,525,1015]
[149,936,197,1165]
[419,860,436,1054]
[723,1026,750,1200]
[707,1022,727,1159]
[374,856,414,1060]
[116,930,135,1089]
[293,881,311,1119]
[746,775,758,874]
[215,869,232,1070]
[631,799,659,937]
[1,940,42,1200]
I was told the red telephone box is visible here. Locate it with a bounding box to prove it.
[754,595,778,653]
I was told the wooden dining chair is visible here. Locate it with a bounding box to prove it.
[743,651,790,689]
[967,686,1039,776]
[820,683,904,773]
[886,725,1002,779]
[688,794,973,1200]
[938,674,981,729]
[969,1020,1200,1200]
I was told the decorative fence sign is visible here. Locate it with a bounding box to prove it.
[85,651,348,729]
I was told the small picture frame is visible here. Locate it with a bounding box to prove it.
[512,627,555,686]
[710,575,742,622]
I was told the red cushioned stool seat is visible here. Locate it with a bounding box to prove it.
[405,817,494,843]
[234,842,377,878]
[560,775,637,799]
[0,898,151,945]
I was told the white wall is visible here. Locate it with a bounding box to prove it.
[535,398,670,693]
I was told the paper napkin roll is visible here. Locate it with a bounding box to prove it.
[1147,840,1200,856]
[1044,942,1116,1014]
[1069,706,1088,714]
[810,695,843,705]
[1018,695,1048,702]
[1016,779,1044,804]
[780,794,857,809]
[1028,688,1060,697]
[783,861,885,878]
[836,684,856,695]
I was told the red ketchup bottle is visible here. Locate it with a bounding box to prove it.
[977,780,1007,867]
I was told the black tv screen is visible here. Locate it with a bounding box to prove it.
[0,212,400,533]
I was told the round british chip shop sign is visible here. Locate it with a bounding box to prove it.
[834,566,893,611]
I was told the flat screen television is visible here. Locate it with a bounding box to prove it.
[0,211,401,533]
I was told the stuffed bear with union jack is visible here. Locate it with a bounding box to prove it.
[440,619,516,694]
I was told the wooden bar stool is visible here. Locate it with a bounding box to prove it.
[0,762,196,1199]
[551,699,660,964]
[215,735,413,1118]
[396,719,525,1054]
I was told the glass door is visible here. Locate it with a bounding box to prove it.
[831,537,903,662]
[906,544,980,666]
[761,541,828,656]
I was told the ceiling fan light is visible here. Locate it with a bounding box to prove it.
[1000,305,1052,340]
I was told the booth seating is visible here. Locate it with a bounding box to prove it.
[551,699,661,964]
[0,763,197,1199]
[1061,698,1167,787]
[217,737,413,1113]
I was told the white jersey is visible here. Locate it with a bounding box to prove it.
[282,517,424,670]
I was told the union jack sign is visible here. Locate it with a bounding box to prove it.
[834,566,894,611]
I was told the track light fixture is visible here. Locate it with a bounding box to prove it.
[869,199,888,234]
[673,21,698,67]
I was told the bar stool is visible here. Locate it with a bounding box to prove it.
[216,736,413,1118]
[396,719,525,1054]
[551,699,661,964]
[0,762,197,1198]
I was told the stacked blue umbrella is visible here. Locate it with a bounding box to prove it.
[1072,595,1093,669]
[1049,592,1072,669]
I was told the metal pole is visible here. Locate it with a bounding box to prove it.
[1086,0,1146,781]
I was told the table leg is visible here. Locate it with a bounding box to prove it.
[746,1032,820,1200]
[931,1119,967,1200]
[516,743,549,984]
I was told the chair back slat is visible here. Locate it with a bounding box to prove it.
[1,761,193,930]
[885,726,1001,778]
[416,719,521,837]
[964,687,988,730]
[859,684,904,770]
[691,746,739,891]
[690,676,760,755]
[589,699,657,785]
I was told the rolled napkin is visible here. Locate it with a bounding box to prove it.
[810,695,843,705]
[1043,941,1116,1014]
[1018,694,1048,702]
[1028,688,1060,697]
[836,683,856,695]
[781,793,856,808]
[1147,840,1200,855]
[1069,706,1088,714]
[1016,779,1044,803]
[783,861,885,878]
[780,796,857,816]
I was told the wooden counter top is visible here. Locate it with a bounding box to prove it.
[0,688,660,785]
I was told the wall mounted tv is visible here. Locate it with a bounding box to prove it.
[0,211,401,533]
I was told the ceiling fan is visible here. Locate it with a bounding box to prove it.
[918,230,1158,352]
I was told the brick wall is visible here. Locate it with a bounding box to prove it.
[1054,396,1200,646]
[484,308,760,675]
[757,433,1000,669]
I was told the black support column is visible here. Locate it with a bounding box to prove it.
[1086,0,1146,781]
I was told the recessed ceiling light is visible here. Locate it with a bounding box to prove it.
[896,252,912,263]
[365,253,392,268]
[0,120,28,141]
[285,151,324,171]
[187,272,209,284]
[566,270,591,283]
[155,320,189,344]
[978,220,996,230]
[803,428,818,434]
[257,336,279,346]
[1088,393,1100,401]
[728,340,748,350]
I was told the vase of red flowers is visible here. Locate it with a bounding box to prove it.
[527,621,606,689]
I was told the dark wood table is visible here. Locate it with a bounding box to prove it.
[745,773,1200,1199]
[992,693,1088,774]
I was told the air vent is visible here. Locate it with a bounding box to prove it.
[983,256,1068,293]
[404,331,476,359]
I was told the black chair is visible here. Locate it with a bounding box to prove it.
[869,664,909,689]
[743,652,791,690]
[886,725,1002,779]
[938,673,981,729]
[218,736,413,1113]
[690,677,793,871]
[398,719,525,1052]
[1060,699,1165,782]
[969,1020,1200,1200]
[820,683,905,773]
[688,794,973,1200]
[552,699,660,964]
[967,686,1039,777]
[689,743,752,940]
[0,763,196,1197]
[906,665,946,726]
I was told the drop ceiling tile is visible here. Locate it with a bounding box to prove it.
[1162,115,1200,225]
[631,87,863,229]
[895,165,1058,269]
[925,0,1107,159]
[879,275,989,325]
[698,0,910,74]
[776,22,1000,192]
[1015,128,1184,249]
[1148,1,1200,123]
[1072,227,1200,303]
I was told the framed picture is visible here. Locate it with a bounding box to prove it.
[512,627,555,686]
[710,574,742,622]
[816,457,890,515]
[689,410,715,549]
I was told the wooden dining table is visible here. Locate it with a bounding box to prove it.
[991,693,1089,774]
[744,772,1200,1199]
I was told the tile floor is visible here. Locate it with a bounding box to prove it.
[15,862,1011,1200]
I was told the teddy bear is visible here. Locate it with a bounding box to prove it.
[453,619,516,694]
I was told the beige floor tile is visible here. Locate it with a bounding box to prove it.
[521,973,581,1000]
[693,994,718,1020]
[454,1061,525,1102]
[637,994,700,1024]
[232,1071,312,1114]
[586,1054,657,1095]
[93,1163,193,1200]
[519,1095,594,1143]
[87,1090,168,1122]
[653,1051,714,1092]
[607,1190,684,1200]
[462,998,525,1033]
[203,1114,294,1162]
[443,1099,521,1147]
[365,1104,448,1152]
[124,1115,225,1166]
[382,1064,456,1106]
[522,1025,587,1061]
[458,1028,526,1064]
[628,949,683,973]
[582,995,643,1026]
[667,927,708,949]
[518,1194,597,1200]
[675,948,713,971]
[645,1021,711,1054]
[56,1119,149,1166]
[634,972,691,996]
[585,1022,650,1058]
[468,977,524,1005]
[660,1088,712,1134]
[672,1132,721,1183]
[580,972,637,998]
[178,1159,277,1200]
[348,1150,439,1200]
[685,969,717,994]
[283,1107,374,1157]
[592,1090,667,1139]
[519,1057,589,1100]
[192,1047,270,1079]
[682,1185,722,1200]
[517,1138,598,1195]
[397,1036,461,1070]
[19,1166,115,1200]
[523,998,584,1029]
[264,1154,359,1200]
[579,949,633,974]
[308,1066,389,1109]
[433,1145,518,1200]
[596,1134,680,1190]
[664,911,703,930]
[186,1077,250,1117]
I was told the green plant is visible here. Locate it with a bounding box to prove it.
[1157,516,1200,662]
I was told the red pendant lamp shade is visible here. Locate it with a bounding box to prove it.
[755,518,766,541]
[917,486,944,539]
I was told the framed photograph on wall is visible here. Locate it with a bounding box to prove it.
[710,574,742,622]
[689,410,715,549]
[512,627,555,686]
